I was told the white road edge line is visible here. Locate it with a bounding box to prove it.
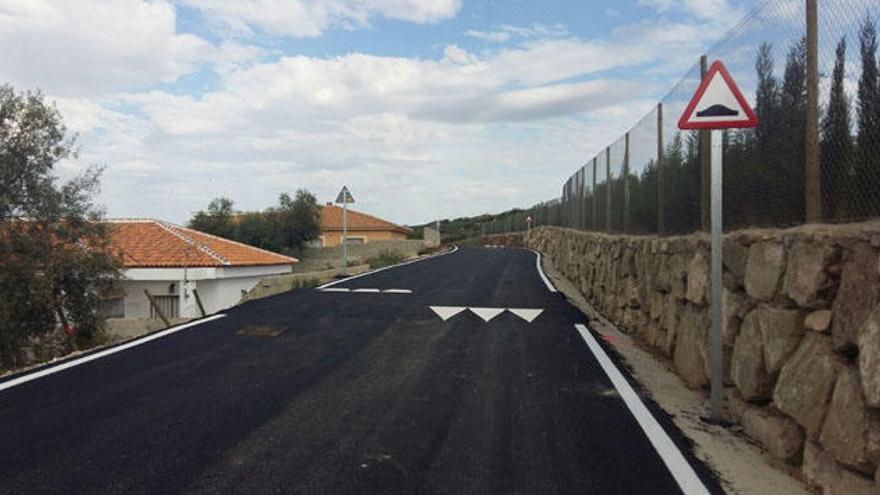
[321,288,351,293]
[317,245,460,290]
[0,314,227,393]
[574,324,709,495]
[530,249,557,293]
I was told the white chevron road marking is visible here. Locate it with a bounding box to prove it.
[468,307,506,322]
[508,308,543,323]
[430,306,467,321]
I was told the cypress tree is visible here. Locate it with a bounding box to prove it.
[857,16,880,215]
[779,37,807,223]
[821,37,855,221]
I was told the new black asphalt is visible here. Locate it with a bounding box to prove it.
[0,247,722,494]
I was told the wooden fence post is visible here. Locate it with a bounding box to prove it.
[624,132,631,233]
[144,289,170,327]
[606,146,612,231]
[658,102,666,234]
[192,288,207,317]
[805,0,821,222]
[592,156,598,230]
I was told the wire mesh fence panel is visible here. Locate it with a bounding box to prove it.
[629,107,660,234]
[481,0,880,238]
[609,137,627,232]
[593,152,607,231]
[660,63,703,234]
[816,0,880,221]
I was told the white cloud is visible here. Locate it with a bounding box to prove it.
[638,0,743,27]
[0,0,213,96]
[180,0,461,38]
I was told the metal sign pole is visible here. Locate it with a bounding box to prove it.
[343,201,349,275]
[709,129,724,421]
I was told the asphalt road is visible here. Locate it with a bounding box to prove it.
[0,247,722,494]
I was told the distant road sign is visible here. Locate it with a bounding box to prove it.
[678,61,758,130]
[335,186,355,204]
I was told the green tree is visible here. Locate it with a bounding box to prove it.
[0,85,119,366]
[188,197,236,239]
[858,16,880,215]
[821,37,855,221]
[282,189,321,252]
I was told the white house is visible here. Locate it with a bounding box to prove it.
[103,219,297,319]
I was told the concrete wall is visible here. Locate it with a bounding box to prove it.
[320,230,408,247]
[522,223,880,493]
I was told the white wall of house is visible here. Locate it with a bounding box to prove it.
[117,264,293,319]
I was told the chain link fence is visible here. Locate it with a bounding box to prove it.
[483,0,880,237]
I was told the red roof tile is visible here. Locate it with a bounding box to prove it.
[320,204,412,234]
[107,219,298,268]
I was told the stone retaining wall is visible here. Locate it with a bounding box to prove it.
[523,223,880,493]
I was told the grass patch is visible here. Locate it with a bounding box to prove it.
[365,251,406,269]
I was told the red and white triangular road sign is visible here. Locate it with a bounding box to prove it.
[678,60,759,130]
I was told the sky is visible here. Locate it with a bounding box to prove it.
[0,0,763,226]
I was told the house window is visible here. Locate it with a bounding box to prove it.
[151,295,180,319]
[345,237,366,245]
[99,297,125,319]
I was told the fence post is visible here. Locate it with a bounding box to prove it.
[700,54,711,232]
[592,156,598,230]
[606,146,612,231]
[657,102,666,234]
[805,0,821,222]
[624,132,631,234]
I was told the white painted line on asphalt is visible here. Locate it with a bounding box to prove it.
[383,289,413,294]
[0,315,227,394]
[530,249,558,293]
[574,324,710,495]
[353,288,381,293]
[430,306,467,321]
[508,308,544,323]
[321,288,351,293]
[469,307,505,322]
[317,245,460,290]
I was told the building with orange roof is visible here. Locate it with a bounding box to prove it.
[317,203,412,247]
[105,219,297,319]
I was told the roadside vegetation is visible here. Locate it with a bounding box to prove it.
[0,84,120,369]
[189,190,321,256]
[409,209,525,244]
[365,251,407,269]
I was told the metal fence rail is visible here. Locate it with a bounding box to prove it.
[483,0,880,237]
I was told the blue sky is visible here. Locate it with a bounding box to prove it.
[0,0,763,225]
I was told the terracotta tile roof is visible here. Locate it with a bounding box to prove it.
[320,204,412,234]
[106,219,298,268]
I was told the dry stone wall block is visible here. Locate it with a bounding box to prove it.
[858,304,880,409]
[686,248,709,306]
[783,240,832,308]
[723,237,749,286]
[674,305,709,389]
[802,441,878,495]
[820,367,878,474]
[732,311,773,402]
[757,306,805,376]
[832,243,880,353]
[773,333,841,437]
[741,406,804,464]
[745,241,786,302]
[805,309,832,333]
